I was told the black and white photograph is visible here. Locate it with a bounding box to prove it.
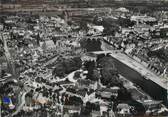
[0,0,168,117]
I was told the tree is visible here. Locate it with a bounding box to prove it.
[117,87,131,101]
[147,47,168,63]
[63,57,82,74]
[118,17,135,28]
[52,57,82,77]
[92,69,101,81]
[68,96,83,105]
[52,63,66,77]
[82,101,92,115]
[74,71,81,80]
[84,61,96,80]
[80,38,102,52]
[97,56,121,86]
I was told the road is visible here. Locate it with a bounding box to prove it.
[110,52,167,90]
[0,33,16,77]
[91,50,167,90]
[11,91,28,117]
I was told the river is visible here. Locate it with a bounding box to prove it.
[81,38,167,106]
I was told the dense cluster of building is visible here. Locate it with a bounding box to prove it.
[0,4,168,117]
[102,13,168,78]
[2,0,168,4]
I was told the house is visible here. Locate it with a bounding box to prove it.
[75,89,95,103]
[96,87,120,99]
[131,16,157,25]
[66,87,95,104]
[109,109,116,117]
[99,102,109,116]
[63,113,70,117]
[40,40,56,51]
[142,100,162,110]
[63,105,81,116]
[81,53,97,62]
[133,24,151,34]
[121,28,132,35]
[32,93,50,105]
[0,24,3,30]
[83,90,95,104]
[91,110,101,117]
[0,56,8,76]
[117,103,131,116]
[75,79,98,90]
[160,25,168,37]
[57,79,75,87]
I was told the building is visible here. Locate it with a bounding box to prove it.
[63,105,81,117]
[96,87,120,100]
[0,56,8,77]
[91,110,101,117]
[131,16,157,25]
[116,103,131,116]
[40,40,55,51]
[75,79,98,90]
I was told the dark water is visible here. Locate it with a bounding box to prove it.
[81,38,167,106]
[111,56,167,106]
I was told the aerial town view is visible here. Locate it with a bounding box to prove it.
[0,0,168,117]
